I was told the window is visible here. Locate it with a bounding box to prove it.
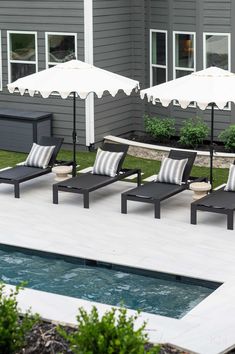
[173,31,196,79]
[0,31,2,90]
[45,32,77,68]
[203,33,231,70]
[150,30,167,86]
[7,31,37,83]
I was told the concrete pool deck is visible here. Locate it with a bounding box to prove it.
[0,173,235,354]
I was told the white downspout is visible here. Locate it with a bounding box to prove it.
[84,0,94,147]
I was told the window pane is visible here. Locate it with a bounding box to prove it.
[205,35,229,70]
[11,63,36,82]
[48,35,76,63]
[10,33,35,61]
[152,32,166,65]
[152,67,166,85]
[175,70,192,79]
[175,34,194,69]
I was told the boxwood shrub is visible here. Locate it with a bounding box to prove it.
[58,306,160,354]
[219,125,235,151]
[0,283,39,354]
[144,115,175,142]
[179,117,209,149]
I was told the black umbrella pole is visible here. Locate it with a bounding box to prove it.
[72,92,77,177]
[209,103,215,187]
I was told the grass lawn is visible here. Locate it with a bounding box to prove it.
[0,149,229,188]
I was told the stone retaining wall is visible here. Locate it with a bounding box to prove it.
[127,145,233,168]
[105,136,234,168]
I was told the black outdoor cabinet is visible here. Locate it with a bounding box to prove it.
[0,108,53,152]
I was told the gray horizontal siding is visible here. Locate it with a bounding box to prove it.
[93,0,141,143]
[203,1,231,31]
[146,0,235,139]
[0,0,86,146]
[129,0,147,132]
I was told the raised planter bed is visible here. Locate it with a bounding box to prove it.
[104,135,235,168]
[17,320,188,354]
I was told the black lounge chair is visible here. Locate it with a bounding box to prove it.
[121,149,197,219]
[191,187,235,230]
[0,136,63,198]
[52,142,141,208]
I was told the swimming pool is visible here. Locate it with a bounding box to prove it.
[0,244,221,319]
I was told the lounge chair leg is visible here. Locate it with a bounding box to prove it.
[227,211,234,230]
[154,201,160,219]
[52,185,58,204]
[83,192,89,208]
[14,183,20,198]
[191,205,197,225]
[121,194,127,214]
[137,170,141,186]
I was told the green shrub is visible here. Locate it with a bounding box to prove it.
[0,283,39,354]
[58,306,160,354]
[144,115,175,142]
[179,117,209,149]
[219,125,235,151]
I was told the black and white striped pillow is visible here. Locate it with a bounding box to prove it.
[24,143,55,169]
[155,157,188,185]
[92,148,124,177]
[225,164,235,191]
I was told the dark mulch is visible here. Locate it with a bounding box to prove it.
[17,321,189,354]
[17,321,74,354]
[128,133,232,153]
[159,344,189,354]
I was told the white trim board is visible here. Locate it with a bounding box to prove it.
[84,0,95,146]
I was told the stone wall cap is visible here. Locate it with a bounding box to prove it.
[104,135,235,158]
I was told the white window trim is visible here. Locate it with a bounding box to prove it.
[45,32,77,68]
[7,30,38,83]
[203,32,231,71]
[0,31,2,91]
[173,31,196,80]
[173,31,196,107]
[150,29,168,86]
[203,32,231,110]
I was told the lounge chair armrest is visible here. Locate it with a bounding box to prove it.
[119,168,142,186]
[188,176,209,183]
[54,159,74,166]
[119,168,141,173]
[214,183,226,191]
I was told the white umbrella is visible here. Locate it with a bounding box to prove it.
[8,59,139,176]
[140,66,235,184]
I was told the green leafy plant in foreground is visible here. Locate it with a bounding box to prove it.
[58,306,160,354]
[219,124,235,151]
[179,117,209,149]
[0,283,39,354]
[144,115,175,142]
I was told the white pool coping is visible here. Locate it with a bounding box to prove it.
[105,135,235,158]
[0,174,235,354]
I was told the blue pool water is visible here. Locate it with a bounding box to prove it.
[0,245,220,319]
